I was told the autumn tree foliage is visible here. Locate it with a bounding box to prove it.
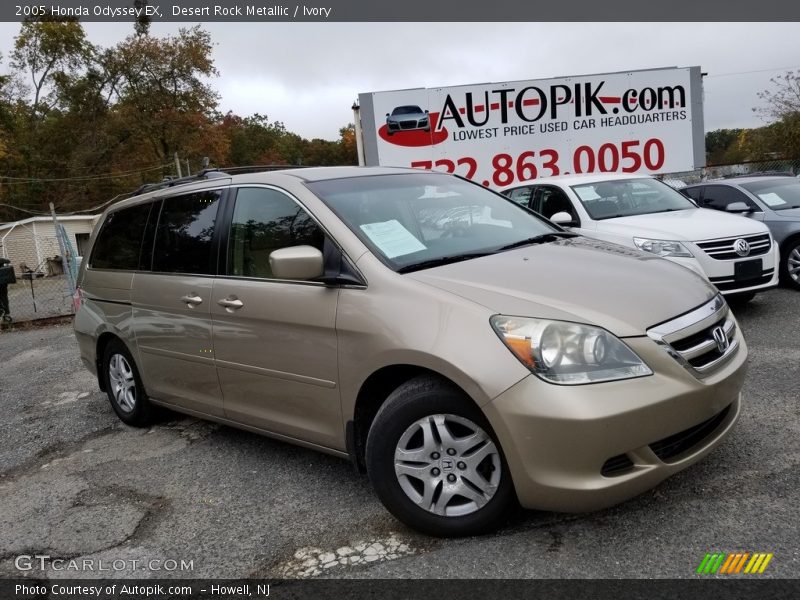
[0,19,357,221]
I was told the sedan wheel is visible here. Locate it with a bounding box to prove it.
[786,243,800,289]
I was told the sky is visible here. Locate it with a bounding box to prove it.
[1,21,800,140]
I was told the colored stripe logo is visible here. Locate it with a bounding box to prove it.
[696,552,773,574]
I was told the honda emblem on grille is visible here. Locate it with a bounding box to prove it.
[712,326,729,353]
[733,239,751,257]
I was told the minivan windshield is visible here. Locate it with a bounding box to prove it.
[571,177,696,220]
[307,173,563,272]
[740,178,800,211]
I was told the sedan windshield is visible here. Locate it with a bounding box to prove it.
[307,173,560,272]
[571,177,696,220]
[740,178,800,210]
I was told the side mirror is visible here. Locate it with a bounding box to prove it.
[385,113,390,118]
[550,211,576,226]
[425,109,429,114]
[269,246,324,280]
[725,202,751,213]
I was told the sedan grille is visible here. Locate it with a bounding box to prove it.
[695,233,771,260]
[647,295,739,378]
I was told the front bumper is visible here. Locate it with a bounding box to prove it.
[483,330,748,512]
[669,242,780,295]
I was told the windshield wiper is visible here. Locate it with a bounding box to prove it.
[397,252,494,274]
[496,231,578,252]
[649,208,687,213]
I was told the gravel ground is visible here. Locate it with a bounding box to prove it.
[0,288,797,580]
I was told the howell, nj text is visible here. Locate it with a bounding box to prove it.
[435,81,687,131]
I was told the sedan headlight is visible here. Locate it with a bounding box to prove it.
[633,237,693,258]
[490,316,652,385]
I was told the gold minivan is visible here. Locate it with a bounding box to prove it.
[74,167,747,536]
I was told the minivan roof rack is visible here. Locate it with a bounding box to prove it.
[129,164,310,197]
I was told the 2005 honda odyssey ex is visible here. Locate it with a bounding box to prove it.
[74,166,747,536]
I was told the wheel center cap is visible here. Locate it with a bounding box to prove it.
[440,457,455,472]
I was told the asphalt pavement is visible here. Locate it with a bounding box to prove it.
[0,288,798,579]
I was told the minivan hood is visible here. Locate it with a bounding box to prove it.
[597,208,768,241]
[408,237,717,337]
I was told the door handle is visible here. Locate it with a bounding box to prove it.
[217,297,244,312]
[180,293,203,307]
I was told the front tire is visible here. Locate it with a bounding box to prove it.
[366,376,513,537]
[781,239,800,290]
[102,339,154,427]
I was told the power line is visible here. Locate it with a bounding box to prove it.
[706,66,800,78]
[0,162,172,184]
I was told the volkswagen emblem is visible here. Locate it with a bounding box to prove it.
[733,239,750,257]
[711,325,729,354]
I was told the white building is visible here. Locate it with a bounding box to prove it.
[0,215,100,275]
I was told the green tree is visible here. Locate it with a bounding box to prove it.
[755,71,800,158]
[104,26,227,167]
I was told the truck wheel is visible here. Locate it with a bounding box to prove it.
[366,375,513,537]
[102,339,155,427]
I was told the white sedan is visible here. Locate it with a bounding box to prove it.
[500,174,779,301]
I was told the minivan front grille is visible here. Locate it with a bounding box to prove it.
[695,233,771,260]
[650,404,732,462]
[647,295,740,378]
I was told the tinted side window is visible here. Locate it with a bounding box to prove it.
[227,187,324,279]
[505,187,534,206]
[538,186,576,221]
[152,190,222,275]
[89,202,153,270]
[684,187,703,201]
[701,185,756,211]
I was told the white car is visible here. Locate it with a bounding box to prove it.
[501,174,779,301]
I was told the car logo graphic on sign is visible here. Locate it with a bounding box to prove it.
[712,325,729,353]
[734,239,751,257]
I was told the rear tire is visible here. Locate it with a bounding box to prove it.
[102,339,154,427]
[366,375,513,537]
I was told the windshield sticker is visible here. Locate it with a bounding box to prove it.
[360,220,427,258]
[573,187,601,201]
[757,192,787,207]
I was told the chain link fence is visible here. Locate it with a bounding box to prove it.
[1,270,74,326]
[663,158,800,187]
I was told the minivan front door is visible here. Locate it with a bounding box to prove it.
[211,187,342,450]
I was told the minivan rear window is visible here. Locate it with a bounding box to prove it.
[89,202,153,270]
[152,190,222,275]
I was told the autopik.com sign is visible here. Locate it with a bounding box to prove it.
[358,66,705,188]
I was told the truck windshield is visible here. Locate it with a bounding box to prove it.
[571,177,696,220]
[307,173,559,272]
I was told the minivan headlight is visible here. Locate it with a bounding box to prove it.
[490,316,652,385]
[633,237,693,258]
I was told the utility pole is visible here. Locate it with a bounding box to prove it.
[174,152,183,178]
